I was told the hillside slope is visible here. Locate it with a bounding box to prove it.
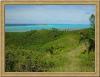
[5,29,95,72]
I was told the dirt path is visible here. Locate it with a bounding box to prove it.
[64,45,82,72]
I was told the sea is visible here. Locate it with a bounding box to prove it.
[5,24,90,32]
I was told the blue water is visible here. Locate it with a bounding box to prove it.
[5,24,90,32]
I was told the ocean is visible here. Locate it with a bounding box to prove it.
[5,24,90,32]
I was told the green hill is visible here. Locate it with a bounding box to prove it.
[5,29,95,72]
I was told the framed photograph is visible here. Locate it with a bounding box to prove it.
[0,0,99,77]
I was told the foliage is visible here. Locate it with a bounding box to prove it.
[79,51,95,72]
[5,28,95,72]
[79,14,95,53]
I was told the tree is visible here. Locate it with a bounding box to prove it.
[79,14,95,53]
[89,14,95,27]
[89,14,95,39]
[88,14,95,52]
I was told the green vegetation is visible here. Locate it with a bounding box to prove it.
[79,14,95,53]
[5,28,95,72]
[5,14,95,72]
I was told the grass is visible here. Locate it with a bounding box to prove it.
[5,28,95,72]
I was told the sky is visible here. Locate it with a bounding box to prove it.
[5,5,96,24]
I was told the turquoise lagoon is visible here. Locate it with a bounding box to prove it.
[5,24,90,32]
